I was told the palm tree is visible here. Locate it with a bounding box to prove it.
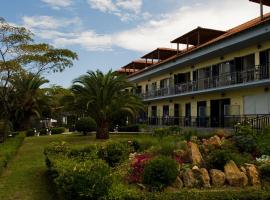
[10,73,50,130]
[71,70,144,139]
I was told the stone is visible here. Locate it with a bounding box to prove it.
[245,164,260,186]
[224,160,248,187]
[240,166,247,175]
[192,167,210,188]
[200,168,211,188]
[171,176,183,189]
[210,169,225,187]
[188,142,203,166]
[183,169,196,188]
[208,135,222,147]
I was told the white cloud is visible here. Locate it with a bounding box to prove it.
[87,0,118,13]
[112,0,270,52]
[54,31,112,51]
[25,0,270,53]
[87,0,143,21]
[41,0,73,9]
[22,16,81,30]
[116,0,142,13]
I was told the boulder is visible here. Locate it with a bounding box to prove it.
[188,142,203,166]
[171,176,183,189]
[240,166,247,175]
[224,160,248,187]
[210,169,225,187]
[208,135,222,147]
[182,169,196,188]
[245,164,260,186]
[200,168,211,188]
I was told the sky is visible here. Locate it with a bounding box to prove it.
[1,0,270,88]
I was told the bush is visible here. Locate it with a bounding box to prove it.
[98,142,128,167]
[205,147,251,170]
[52,158,112,200]
[234,135,257,153]
[159,142,176,156]
[260,164,270,181]
[183,128,197,141]
[75,117,96,135]
[143,156,178,191]
[118,125,139,132]
[44,141,70,157]
[51,127,66,134]
[107,183,141,200]
[153,128,170,139]
[26,129,35,137]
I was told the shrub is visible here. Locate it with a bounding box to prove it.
[129,153,152,183]
[235,124,253,136]
[183,128,197,141]
[153,128,170,139]
[205,147,251,170]
[75,117,96,135]
[118,125,139,132]
[159,142,176,157]
[51,127,66,134]
[260,164,270,181]
[98,142,128,167]
[234,135,257,153]
[67,145,98,161]
[44,141,70,157]
[107,183,142,200]
[53,158,112,200]
[26,129,35,137]
[143,156,178,191]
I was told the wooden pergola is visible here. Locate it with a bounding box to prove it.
[141,48,178,63]
[171,27,225,52]
[250,0,270,20]
[121,60,156,74]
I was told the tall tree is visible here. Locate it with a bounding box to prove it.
[9,73,50,130]
[0,17,78,121]
[71,70,144,139]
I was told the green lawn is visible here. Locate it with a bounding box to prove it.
[0,133,145,200]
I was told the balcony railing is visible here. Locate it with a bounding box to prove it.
[137,64,269,100]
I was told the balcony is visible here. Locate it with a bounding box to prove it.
[137,64,270,101]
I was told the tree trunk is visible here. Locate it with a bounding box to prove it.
[96,120,109,139]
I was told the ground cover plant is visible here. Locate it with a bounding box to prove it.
[43,127,270,200]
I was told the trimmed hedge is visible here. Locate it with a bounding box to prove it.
[0,134,25,174]
[118,125,139,132]
[75,117,96,135]
[51,127,66,134]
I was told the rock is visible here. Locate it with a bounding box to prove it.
[240,166,247,175]
[171,176,183,189]
[224,160,248,187]
[192,167,210,188]
[192,165,199,170]
[208,135,222,147]
[188,142,203,166]
[210,169,225,187]
[183,169,196,188]
[245,164,260,186]
[200,168,211,188]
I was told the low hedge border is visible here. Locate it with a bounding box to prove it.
[0,133,25,174]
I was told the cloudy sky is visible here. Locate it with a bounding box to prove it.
[1,0,269,87]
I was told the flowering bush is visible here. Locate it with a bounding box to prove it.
[129,153,152,183]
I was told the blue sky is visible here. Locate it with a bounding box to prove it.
[1,0,269,87]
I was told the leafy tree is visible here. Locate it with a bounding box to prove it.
[71,70,144,139]
[0,17,77,122]
[9,73,50,130]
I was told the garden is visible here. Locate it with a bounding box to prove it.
[43,125,270,200]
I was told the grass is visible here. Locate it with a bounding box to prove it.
[0,133,151,200]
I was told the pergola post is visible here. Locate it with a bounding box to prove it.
[260,0,264,20]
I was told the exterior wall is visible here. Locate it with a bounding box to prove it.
[135,41,270,93]
[147,86,269,117]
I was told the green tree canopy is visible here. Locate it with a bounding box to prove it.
[71,70,144,139]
